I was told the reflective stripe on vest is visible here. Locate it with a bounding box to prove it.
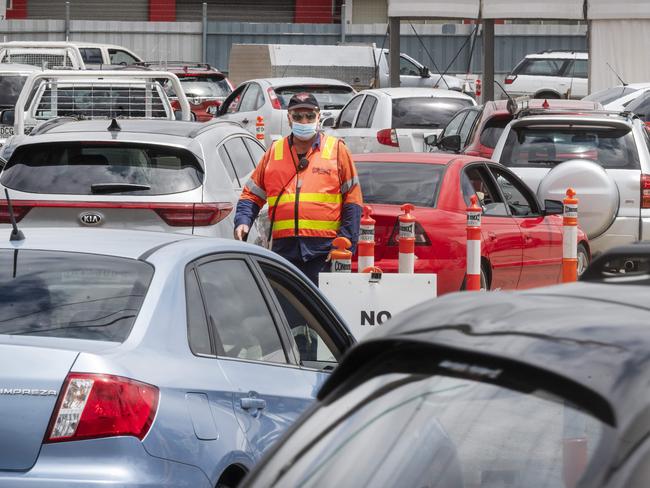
[268,192,343,207]
[272,219,341,232]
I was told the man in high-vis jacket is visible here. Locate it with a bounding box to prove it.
[234,92,363,284]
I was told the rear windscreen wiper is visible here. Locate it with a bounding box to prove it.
[91,183,151,194]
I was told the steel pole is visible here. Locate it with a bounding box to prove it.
[202,2,208,64]
[482,19,495,102]
[389,17,400,87]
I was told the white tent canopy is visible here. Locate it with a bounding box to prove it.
[387,0,650,93]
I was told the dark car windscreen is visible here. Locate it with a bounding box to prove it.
[1,142,204,195]
[275,85,355,110]
[0,75,28,106]
[251,371,609,488]
[499,126,640,169]
[165,76,232,99]
[392,97,474,129]
[357,162,444,207]
[0,250,153,342]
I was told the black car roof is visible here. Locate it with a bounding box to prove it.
[321,282,650,437]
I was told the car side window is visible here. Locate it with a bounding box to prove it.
[186,269,213,356]
[108,49,138,65]
[355,95,378,129]
[259,263,342,369]
[338,95,363,128]
[461,166,508,216]
[217,145,238,185]
[459,110,480,147]
[490,167,540,217]
[441,110,468,138]
[399,56,421,76]
[567,59,588,79]
[222,85,246,114]
[223,137,256,186]
[79,48,103,64]
[244,137,264,165]
[238,83,264,112]
[519,59,566,77]
[196,259,287,364]
[479,116,510,149]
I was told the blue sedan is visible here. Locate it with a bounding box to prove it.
[0,228,353,487]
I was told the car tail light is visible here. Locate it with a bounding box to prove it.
[641,174,650,209]
[155,203,233,226]
[377,129,399,147]
[0,201,233,226]
[45,373,159,443]
[504,75,517,85]
[267,87,282,110]
[388,221,430,246]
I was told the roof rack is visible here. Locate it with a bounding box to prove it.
[535,49,588,55]
[136,61,215,71]
[514,107,636,120]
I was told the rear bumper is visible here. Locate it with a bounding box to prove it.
[590,216,641,256]
[0,437,211,487]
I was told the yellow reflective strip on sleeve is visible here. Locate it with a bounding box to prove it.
[321,136,337,160]
[268,192,342,207]
[273,137,284,160]
[272,219,341,231]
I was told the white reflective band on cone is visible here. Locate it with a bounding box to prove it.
[563,226,578,259]
[467,239,481,275]
[398,252,415,274]
[358,255,374,271]
[332,258,352,273]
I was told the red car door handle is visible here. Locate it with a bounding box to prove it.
[488,232,497,241]
[524,234,533,241]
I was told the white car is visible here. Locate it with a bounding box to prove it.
[502,51,588,100]
[492,108,650,257]
[0,119,267,245]
[324,87,475,153]
[216,77,355,147]
[0,41,142,69]
[583,83,650,112]
[0,64,41,139]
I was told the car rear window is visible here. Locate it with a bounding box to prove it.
[479,116,511,149]
[0,75,28,106]
[0,250,153,342]
[165,76,232,99]
[274,85,355,110]
[1,142,204,195]
[357,162,444,207]
[583,86,638,105]
[499,126,640,169]
[392,97,474,129]
[513,58,566,77]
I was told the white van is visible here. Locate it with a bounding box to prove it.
[0,42,142,69]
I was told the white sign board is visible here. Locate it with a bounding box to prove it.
[319,273,437,340]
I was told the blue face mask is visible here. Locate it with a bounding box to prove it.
[292,121,318,140]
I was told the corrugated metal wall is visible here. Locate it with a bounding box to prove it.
[28,0,149,21]
[176,0,295,22]
[0,20,586,77]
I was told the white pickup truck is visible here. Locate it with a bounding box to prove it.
[0,42,143,69]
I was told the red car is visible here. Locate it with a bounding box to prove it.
[160,63,234,122]
[435,99,602,159]
[353,153,590,295]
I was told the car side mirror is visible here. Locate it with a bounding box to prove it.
[439,134,461,153]
[419,66,430,78]
[424,134,438,146]
[1,109,15,126]
[543,199,564,215]
[321,116,336,128]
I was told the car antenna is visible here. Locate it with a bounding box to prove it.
[494,80,518,115]
[108,118,121,132]
[606,62,627,86]
[4,189,24,242]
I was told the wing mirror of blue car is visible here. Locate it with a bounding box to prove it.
[543,199,564,215]
[0,109,15,126]
[439,134,461,153]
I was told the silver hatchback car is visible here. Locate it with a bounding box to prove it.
[0,119,268,245]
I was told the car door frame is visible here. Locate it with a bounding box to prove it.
[330,93,367,152]
[437,108,471,153]
[484,162,563,287]
[249,255,355,369]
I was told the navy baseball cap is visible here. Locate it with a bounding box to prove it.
[287,92,320,111]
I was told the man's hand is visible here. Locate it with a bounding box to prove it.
[234,224,250,241]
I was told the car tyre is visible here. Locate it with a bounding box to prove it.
[534,91,561,99]
[461,264,490,291]
[577,243,590,277]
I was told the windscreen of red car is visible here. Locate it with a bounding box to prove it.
[275,85,355,110]
[0,250,153,342]
[1,142,204,195]
[356,162,444,207]
[392,97,474,129]
[499,126,640,169]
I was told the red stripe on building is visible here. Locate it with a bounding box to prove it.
[149,0,176,22]
[295,0,333,23]
[6,0,28,19]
